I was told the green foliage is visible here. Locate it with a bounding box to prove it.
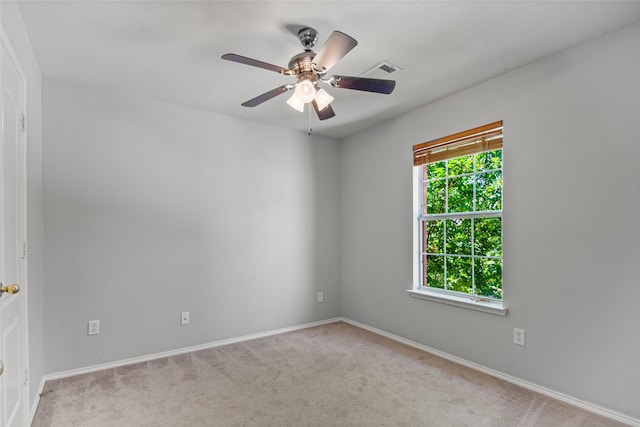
[422,149,503,299]
[474,218,502,257]
[475,150,502,171]
[446,256,472,294]
[424,220,444,253]
[476,171,502,211]
[426,161,446,179]
[426,179,445,214]
[474,258,503,299]
[448,176,474,213]
[446,219,471,255]
[425,255,445,289]
[448,155,474,176]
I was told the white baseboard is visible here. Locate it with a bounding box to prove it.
[28,376,46,426]
[340,317,639,427]
[43,317,342,381]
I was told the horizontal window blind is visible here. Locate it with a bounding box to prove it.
[413,120,503,166]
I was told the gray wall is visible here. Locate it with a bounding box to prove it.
[1,0,45,409]
[42,79,341,373]
[340,22,640,419]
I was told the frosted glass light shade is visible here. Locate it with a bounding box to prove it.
[314,88,334,111]
[294,80,316,103]
[286,93,305,112]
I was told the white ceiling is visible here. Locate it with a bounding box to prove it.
[17,1,640,139]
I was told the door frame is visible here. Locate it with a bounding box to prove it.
[0,26,30,425]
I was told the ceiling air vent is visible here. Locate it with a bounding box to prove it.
[360,61,403,79]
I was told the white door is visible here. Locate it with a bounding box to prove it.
[0,34,28,427]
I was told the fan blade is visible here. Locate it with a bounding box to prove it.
[222,53,291,75]
[312,31,358,73]
[330,76,396,94]
[241,85,291,107]
[312,100,336,121]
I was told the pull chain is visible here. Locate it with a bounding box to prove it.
[307,103,313,135]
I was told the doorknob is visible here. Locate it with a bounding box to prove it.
[0,360,4,376]
[0,283,20,296]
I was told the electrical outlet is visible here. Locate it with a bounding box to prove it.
[88,320,100,336]
[181,312,190,325]
[513,328,525,346]
[317,292,324,303]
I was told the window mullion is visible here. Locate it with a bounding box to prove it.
[471,217,475,296]
[471,154,477,296]
[420,210,502,221]
[443,162,448,291]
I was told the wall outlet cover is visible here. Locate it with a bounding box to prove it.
[181,312,190,325]
[88,320,100,336]
[513,328,525,346]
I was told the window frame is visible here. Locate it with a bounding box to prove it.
[409,122,507,316]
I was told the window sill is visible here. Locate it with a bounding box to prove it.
[406,289,508,316]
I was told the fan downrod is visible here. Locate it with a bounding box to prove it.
[298,27,319,51]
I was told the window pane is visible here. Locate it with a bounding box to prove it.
[476,170,502,211]
[426,179,445,214]
[474,258,503,299]
[424,255,445,289]
[448,154,473,176]
[446,218,472,255]
[447,175,473,213]
[446,256,472,294]
[474,217,502,257]
[475,149,502,171]
[423,220,444,254]
[427,161,446,179]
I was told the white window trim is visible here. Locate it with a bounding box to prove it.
[410,165,507,316]
[406,288,507,316]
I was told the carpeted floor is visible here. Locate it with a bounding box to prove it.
[32,321,627,426]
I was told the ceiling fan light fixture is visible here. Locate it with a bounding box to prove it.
[286,93,306,112]
[294,79,316,103]
[314,88,334,111]
[222,28,395,123]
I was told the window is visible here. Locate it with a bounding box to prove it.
[411,121,504,313]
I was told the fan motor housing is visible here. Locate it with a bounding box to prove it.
[288,52,316,78]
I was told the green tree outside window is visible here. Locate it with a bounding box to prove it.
[421,149,502,299]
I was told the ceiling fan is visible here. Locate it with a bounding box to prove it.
[221,27,396,121]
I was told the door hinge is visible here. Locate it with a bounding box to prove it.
[22,241,27,259]
[21,114,26,132]
[24,368,28,385]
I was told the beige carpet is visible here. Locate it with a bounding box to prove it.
[32,322,626,426]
